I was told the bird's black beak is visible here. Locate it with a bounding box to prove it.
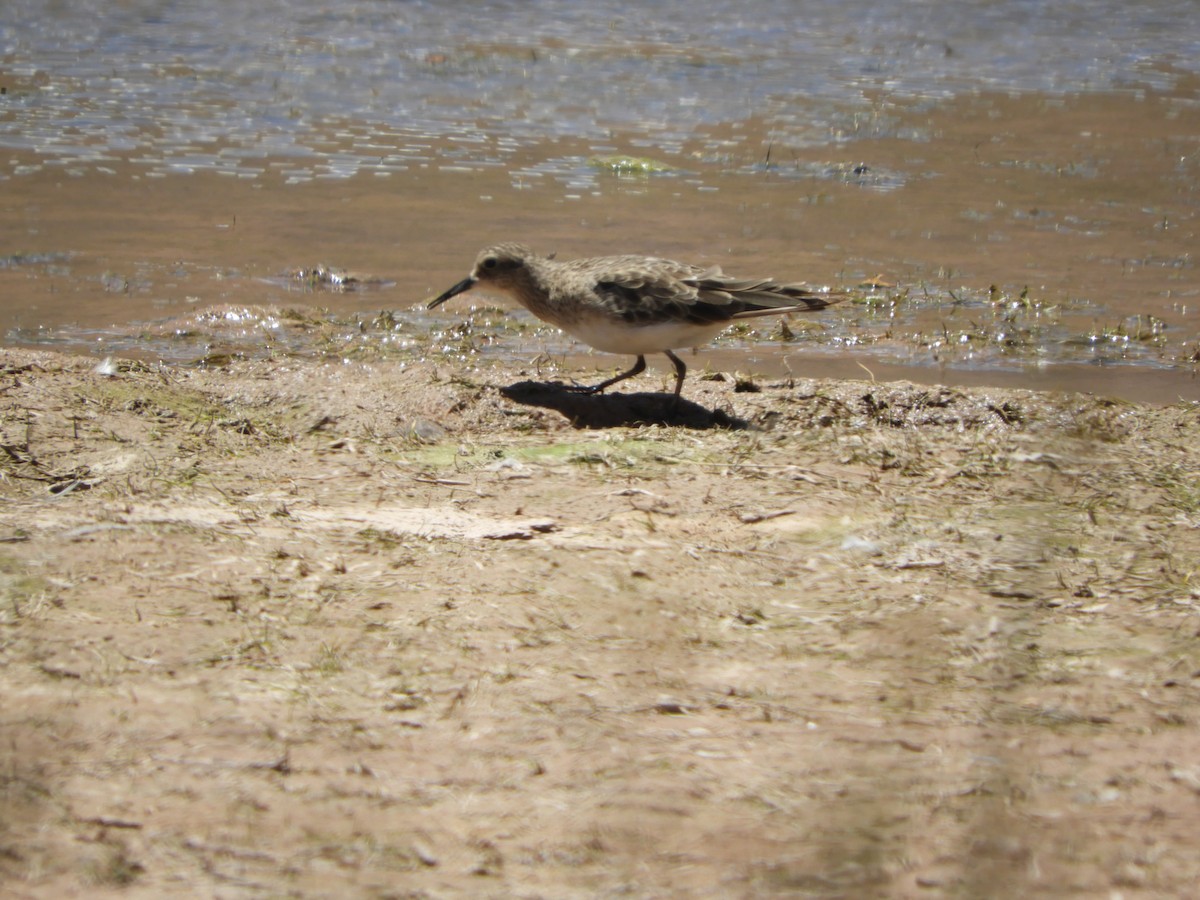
[427,275,476,309]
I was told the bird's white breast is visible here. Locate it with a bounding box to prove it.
[559,315,728,355]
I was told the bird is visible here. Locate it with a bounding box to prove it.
[427,243,842,404]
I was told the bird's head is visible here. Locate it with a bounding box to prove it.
[427,243,538,308]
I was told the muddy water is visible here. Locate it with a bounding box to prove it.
[2,1,1197,402]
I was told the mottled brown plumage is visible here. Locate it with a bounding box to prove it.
[429,243,841,401]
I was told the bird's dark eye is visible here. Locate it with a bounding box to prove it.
[482,257,498,269]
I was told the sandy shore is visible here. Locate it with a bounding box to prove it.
[2,346,1199,897]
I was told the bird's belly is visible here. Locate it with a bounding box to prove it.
[559,317,727,355]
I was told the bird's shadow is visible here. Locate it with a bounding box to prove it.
[499,380,752,430]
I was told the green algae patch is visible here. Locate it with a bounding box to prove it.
[587,155,677,175]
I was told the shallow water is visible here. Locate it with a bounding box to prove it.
[2,1,1197,402]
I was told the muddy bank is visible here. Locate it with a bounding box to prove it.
[2,346,1198,896]
[3,84,1199,405]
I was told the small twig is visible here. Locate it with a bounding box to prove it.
[692,544,790,561]
[739,509,797,524]
[79,816,143,830]
[152,753,291,774]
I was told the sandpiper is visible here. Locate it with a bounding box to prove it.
[428,243,842,402]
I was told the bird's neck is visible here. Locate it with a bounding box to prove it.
[508,263,562,318]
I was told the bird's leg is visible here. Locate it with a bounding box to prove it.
[567,355,647,394]
[664,350,687,409]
